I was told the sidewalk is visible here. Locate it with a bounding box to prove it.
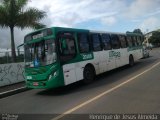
[0,82,30,99]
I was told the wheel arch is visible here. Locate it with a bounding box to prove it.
[129,54,134,66]
[84,63,96,75]
[129,54,133,58]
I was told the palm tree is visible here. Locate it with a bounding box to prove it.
[0,0,46,62]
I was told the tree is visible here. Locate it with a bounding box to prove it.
[148,31,160,46]
[133,29,143,35]
[0,0,46,62]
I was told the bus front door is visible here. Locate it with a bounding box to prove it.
[58,33,77,85]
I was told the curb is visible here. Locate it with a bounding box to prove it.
[0,87,31,99]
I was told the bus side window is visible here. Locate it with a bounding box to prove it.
[78,33,90,53]
[141,36,144,43]
[125,36,129,47]
[132,36,138,46]
[111,34,120,49]
[101,34,111,50]
[91,34,102,51]
[126,36,133,47]
[137,36,142,46]
[119,35,127,48]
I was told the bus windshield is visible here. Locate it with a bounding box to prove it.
[25,39,57,67]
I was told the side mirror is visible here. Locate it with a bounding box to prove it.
[17,43,24,56]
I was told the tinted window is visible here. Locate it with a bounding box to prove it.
[111,34,120,49]
[91,34,102,51]
[59,35,76,55]
[126,36,133,47]
[132,36,138,46]
[137,36,142,46]
[119,35,127,48]
[101,34,111,50]
[78,33,89,53]
[141,36,144,42]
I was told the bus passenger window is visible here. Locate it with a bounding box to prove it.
[78,33,90,53]
[126,36,133,47]
[119,35,127,48]
[111,34,120,49]
[137,36,142,46]
[132,36,138,46]
[91,34,102,51]
[141,36,144,43]
[101,34,111,50]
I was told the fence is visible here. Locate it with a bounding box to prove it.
[0,50,24,64]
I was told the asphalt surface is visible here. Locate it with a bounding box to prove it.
[0,48,160,120]
[0,82,25,93]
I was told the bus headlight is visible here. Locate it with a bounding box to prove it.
[53,71,57,76]
[49,75,52,80]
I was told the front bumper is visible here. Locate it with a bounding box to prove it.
[26,76,64,89]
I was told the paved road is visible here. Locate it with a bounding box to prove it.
[0,48,160,120]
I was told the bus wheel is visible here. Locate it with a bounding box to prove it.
[83,66,95,84]
[129,55,134,66]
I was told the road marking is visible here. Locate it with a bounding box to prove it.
[0,87,26,95]
[51,61,160,120]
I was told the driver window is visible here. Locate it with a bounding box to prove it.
[45,40,56,64]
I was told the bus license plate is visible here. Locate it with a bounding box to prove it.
[33,82,39,86]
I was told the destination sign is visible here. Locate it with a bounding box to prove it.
[24,28,53,42]
[32,33,44,39]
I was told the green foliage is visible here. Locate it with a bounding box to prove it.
[0,0,46,62]
[133,29,143,35]
[148,31,160,45]
[0,0,46,29]
[126,29,143,36]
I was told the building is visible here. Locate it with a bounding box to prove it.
[143,29,160,47]
[143,32,153,47]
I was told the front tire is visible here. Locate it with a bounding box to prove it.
[83,66,95,84]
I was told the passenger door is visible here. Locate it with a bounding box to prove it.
[58,32,77,85]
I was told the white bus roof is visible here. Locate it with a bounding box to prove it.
[89,30,126,35]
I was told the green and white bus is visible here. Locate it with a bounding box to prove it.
[23,27,143,89]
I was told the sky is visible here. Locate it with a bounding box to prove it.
[0,0,160,50]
